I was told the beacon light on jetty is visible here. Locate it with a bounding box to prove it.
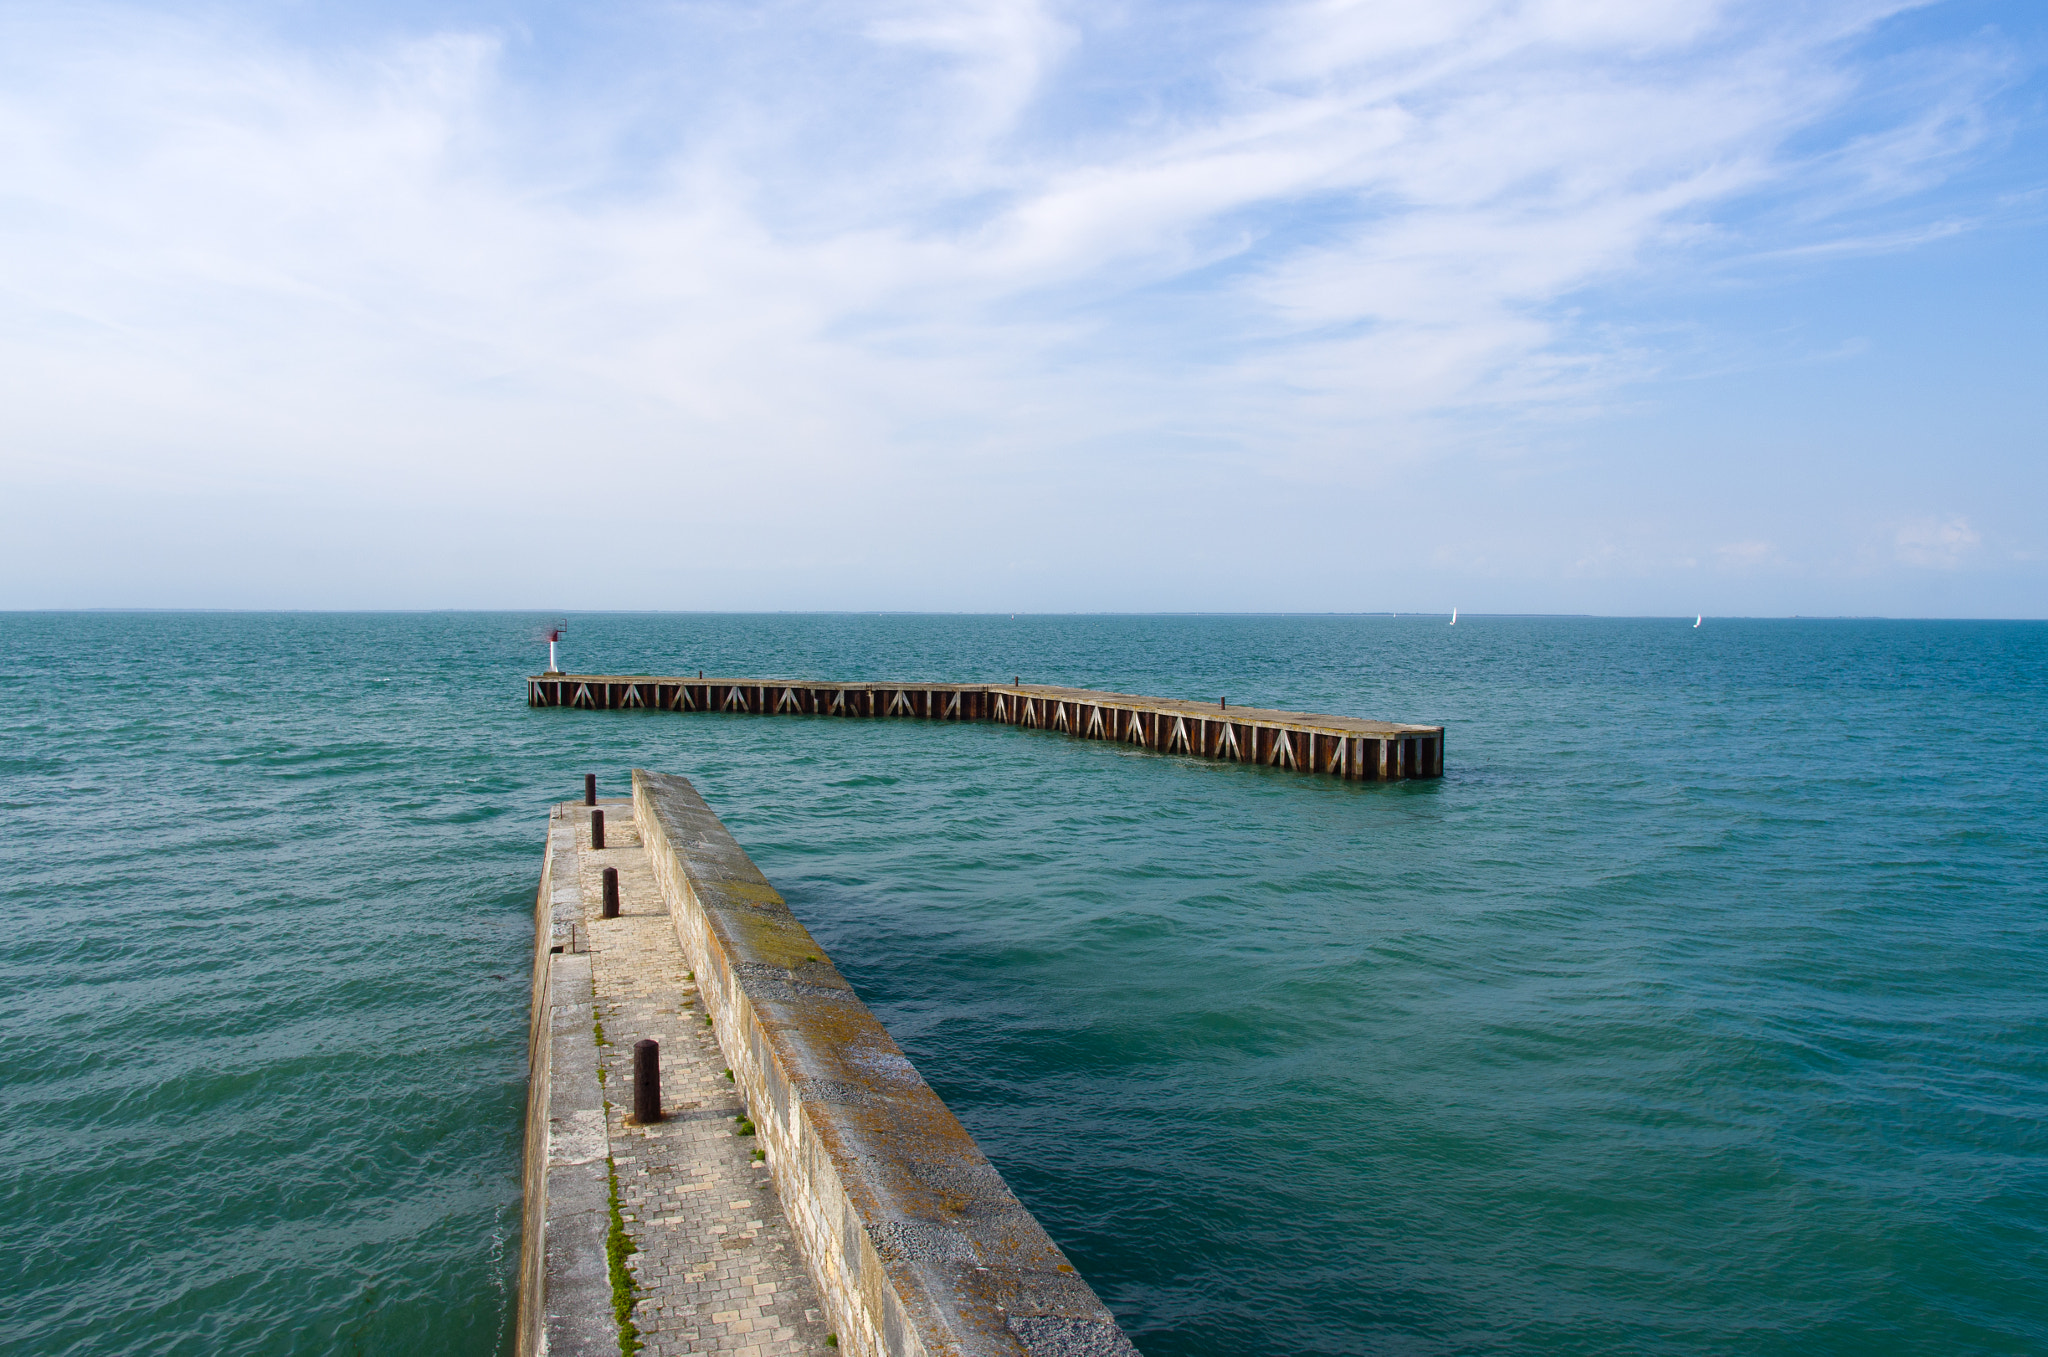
[526,674,1445,780]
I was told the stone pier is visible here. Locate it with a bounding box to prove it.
[517,793,831,1356]
[518,773,1138,1357]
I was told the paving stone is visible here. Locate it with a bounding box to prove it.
[576,803,832,1356]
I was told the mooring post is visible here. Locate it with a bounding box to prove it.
[632,1039,662,1124]
[584,773,596,806]
[1221,697,1227,710]
[602,867,620,918]
[591,808,605,850]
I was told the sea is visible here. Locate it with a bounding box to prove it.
[2,612,2043,1356]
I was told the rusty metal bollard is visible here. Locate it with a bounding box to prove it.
[633,1039,662,1123]
[590,808,605,850]
[602,867,620,918]
[584,773,597,806]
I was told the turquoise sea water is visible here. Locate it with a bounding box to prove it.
[2,612,2044,1356]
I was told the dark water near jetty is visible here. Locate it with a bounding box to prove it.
[3,612,2044,1356]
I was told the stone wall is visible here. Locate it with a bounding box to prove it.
[632,769,1136,1357]
[515,807,616,1357]
[514,822,557,1355]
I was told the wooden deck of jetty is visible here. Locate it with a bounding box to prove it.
[527,676,1444,780]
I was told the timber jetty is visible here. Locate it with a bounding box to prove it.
[528,676,1444,780]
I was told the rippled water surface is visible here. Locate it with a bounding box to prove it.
[3,613,2044,1356]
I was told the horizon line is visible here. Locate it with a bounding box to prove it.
[5,608,2041,622]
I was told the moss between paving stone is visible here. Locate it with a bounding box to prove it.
[606,1155,642,1355]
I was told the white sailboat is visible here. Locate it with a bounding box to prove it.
[1450,608,1458,625]
[1694,613,1702,628]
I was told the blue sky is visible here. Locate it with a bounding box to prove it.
[1,0,2042,615]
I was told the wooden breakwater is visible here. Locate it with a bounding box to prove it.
[527,675,1445,780]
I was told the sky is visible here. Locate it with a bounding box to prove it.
[1,0,2043,615]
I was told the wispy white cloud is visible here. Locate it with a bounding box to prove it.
[1894,515,1981,569]
[1716,539,1778,568]
[0,0,2029,607]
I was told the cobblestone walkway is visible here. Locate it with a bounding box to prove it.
[577,801,831,1357]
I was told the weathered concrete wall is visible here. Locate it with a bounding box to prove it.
[514,821,555,1355]
[633,769,1137,1357]
[515,806,619,1357]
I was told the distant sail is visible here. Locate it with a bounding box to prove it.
[1450,608,1457,625]
[1695,614,1702,628]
